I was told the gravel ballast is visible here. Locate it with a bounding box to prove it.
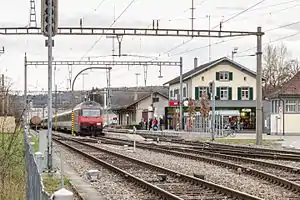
[53,142,157,200]
[93,143,300,200]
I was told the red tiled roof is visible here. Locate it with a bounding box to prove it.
[268,71,300,98]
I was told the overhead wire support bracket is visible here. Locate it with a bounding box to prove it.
[0,27,262,37]
[25,60,181,66]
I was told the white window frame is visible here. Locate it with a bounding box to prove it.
[174,89,180,100]
[285,100,297,113]
[219,71,229,81]
[241,87,249,100]
[220,87,228,100]
[199,87,208,98]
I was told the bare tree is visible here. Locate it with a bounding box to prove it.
[199,91,210,119]
[263,43,300,95]
[0,75,25,199]
[187,98,196,131]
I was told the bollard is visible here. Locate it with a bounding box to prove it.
[35,152,44,173]
[133,140,136,152]
[51,188,73,200]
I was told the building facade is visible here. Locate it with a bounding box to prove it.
[164,57,264,130]
[269,72,300,135]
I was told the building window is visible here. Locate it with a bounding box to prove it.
[174,89,179,100]
[153,97,159,103]
[201,76,204,81]
[199,87,208,98]
[244,77,247,81]
[241,87,249,100]
[170,90,173,98]
[220,87,228,100]
[219,72,229,80]
[285,100,297,113]
[183,87,187,98]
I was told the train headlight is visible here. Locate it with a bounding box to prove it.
[96,123,101,126]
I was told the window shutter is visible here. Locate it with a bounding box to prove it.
[249,87,253,100]
[228,87,232,100]
[238,87,242,100]
[216,87,220,99]
[195,87,199,100]
[229,72,233,81]
[206,88,211,100]
[216,72,220,80]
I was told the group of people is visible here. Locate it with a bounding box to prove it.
[139,117,164,131]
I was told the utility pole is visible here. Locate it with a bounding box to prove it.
[1,74,4,116]
[143,65,148,86]
[207,15,211,61]
[135,73,141,87]
[256,27,263,145]
[190,0,195,31]
[179,57,183,131]
[24,53,28,126]
[55,84,57,132]
[232,47,238,60]
[29,0,37,27]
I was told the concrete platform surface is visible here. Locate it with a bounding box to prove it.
[53,145,103,200]
[104,131,145,141]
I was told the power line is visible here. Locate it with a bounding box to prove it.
[239,31,300,54]
[212,0,267,29]
[80,0,138,60]
[170,20,300,56]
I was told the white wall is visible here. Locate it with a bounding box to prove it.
[191,63,257,100]
[270,113,300,135]
[136,94,168,122]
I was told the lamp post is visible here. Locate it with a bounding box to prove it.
[71,67,112,136]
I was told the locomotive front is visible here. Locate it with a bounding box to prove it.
[78,101,104,136]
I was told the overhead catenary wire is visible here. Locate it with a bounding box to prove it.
[80,0,138,60]
[170,19,300,56]
[211,0,267,29]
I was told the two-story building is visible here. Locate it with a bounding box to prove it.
[164,57,265,130]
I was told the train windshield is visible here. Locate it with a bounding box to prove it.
[82,109,101,117]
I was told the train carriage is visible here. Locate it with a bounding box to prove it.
[41,100,104,136]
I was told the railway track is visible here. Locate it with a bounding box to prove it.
[103,129,300,161]
[53,135,261,200]
[79,136,300,195]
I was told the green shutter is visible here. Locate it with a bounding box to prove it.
[238,87,242,100]
[206,88,211,100]
[216,72,220,80]
[195,87,199,100]
[249,87,253,100]
[228,87,232,100]
[216,87,220,99]
[229,72,233,81]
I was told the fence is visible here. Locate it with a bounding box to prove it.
[184,113,230,137]
[24,126,51,200]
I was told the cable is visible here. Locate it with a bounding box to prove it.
[170,19,300,56]
[211,0,267,29]
[80,0,138,60]
[239,31,300,54]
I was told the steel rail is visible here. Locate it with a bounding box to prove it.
[91,136,300,194]
[54,135,261,200]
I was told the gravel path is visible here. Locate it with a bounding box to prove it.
[53,142,157,200]
[93,143,300,200]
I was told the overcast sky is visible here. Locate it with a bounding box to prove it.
[0,0,300,91]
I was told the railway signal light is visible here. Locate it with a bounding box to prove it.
[41,0,58,37]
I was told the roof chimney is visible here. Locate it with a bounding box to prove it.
[194,57,198,69]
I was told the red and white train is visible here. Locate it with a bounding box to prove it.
[41,101,104,136]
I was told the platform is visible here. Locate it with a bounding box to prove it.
[52,145,104,200]
[104,131,145,141]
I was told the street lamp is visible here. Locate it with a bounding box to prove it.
[71,66,112,136]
